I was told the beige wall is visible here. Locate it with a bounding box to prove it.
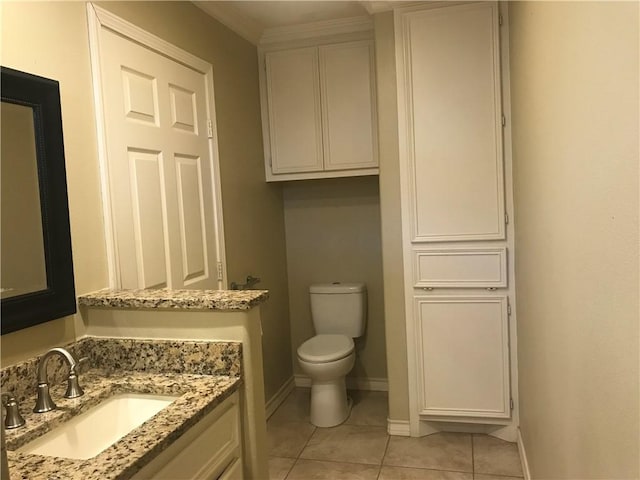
[374,12,410,421]
[283,177,387,381]
[1,1,292,403]
[1,1,108,365]
[509,2,639,478]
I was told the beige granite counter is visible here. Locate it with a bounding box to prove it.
[78,288,269,311]
[1,337,243,480]
[6,372,240,480]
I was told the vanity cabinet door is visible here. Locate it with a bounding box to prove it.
[132,392,242,480]
[265,47,324,175]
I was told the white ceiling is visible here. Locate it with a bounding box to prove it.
[193,1,394,44]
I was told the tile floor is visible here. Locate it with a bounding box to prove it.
[268,388,523,480]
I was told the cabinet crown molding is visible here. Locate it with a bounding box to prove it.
[260,15,373,45]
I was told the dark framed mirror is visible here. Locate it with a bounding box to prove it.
[1,66,76,334]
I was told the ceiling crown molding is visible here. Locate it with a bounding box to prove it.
[260,15,373,45]
[193,1,263,45]
[360,1,425,15]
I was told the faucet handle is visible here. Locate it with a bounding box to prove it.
[1,393,26,429]
[64,363,85,399]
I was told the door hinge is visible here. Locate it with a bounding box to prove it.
[207,119,214,139]
[510,398,514,410]
[505,212,509,224]
[216,262,223,281]
[499,14,503,26]
[507,298,512,316]
[501,115,506,127]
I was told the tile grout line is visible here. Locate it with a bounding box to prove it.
[471,433,475,477]
[376,432,392,480]
[281,457,296,480]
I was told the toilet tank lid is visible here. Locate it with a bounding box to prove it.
[309,283,366,294]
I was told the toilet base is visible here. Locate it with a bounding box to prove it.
[309,378,352,427]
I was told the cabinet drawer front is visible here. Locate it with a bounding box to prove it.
[415,296,510,418]
[413,248,507,288]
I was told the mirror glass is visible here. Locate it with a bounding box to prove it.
[1,101,48,299]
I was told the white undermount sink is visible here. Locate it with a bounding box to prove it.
[18,393,179,460]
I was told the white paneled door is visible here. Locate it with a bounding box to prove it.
[90,7,225,289]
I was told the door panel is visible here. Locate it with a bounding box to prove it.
[128,149,168,289]
[175,154,207,285]
[169,84,198,134]
[121,67,158,125]
[100,27,219,289]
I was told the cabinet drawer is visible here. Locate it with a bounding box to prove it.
[133,392,241,480]
[413,247,507,288]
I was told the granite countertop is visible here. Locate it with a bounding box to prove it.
[78,288,269,311]
[5,370,241,480]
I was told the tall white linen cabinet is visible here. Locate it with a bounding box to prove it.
[395,2,519,440]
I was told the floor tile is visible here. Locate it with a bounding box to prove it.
[269,388,311,424]
[474,474,523,480]
[300,424,389,465]
[344,390,388,427]
[472,435,523,477]
[383,433,473,472]
[287,459,380,480]
[267,420,316,458]
[268,456,296,480]
[379,466,473,480]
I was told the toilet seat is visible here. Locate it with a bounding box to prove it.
[297,335,354,363]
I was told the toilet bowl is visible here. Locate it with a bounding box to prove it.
[297,334,355,427]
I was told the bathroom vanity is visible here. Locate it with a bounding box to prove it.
[2,337,243,479]
[2,288,270,479]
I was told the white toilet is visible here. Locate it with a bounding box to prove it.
[296,282,366,427]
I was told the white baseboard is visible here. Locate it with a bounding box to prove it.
[293,374,388,391]
[387,419,411,436]
[265,376,295,419]
[517,427,531,480]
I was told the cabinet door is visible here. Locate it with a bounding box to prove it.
[319,41,378,171]
[414,296,510,418]
[404,2,505,242]
[265,47,323,174]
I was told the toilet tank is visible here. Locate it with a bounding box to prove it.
[309,283,367,337]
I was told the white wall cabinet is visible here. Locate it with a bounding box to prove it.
[261,40,378,181]
[396,2,518,438]
[133,392,242,480]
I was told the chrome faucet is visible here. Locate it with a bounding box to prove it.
[33,347,84,413]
